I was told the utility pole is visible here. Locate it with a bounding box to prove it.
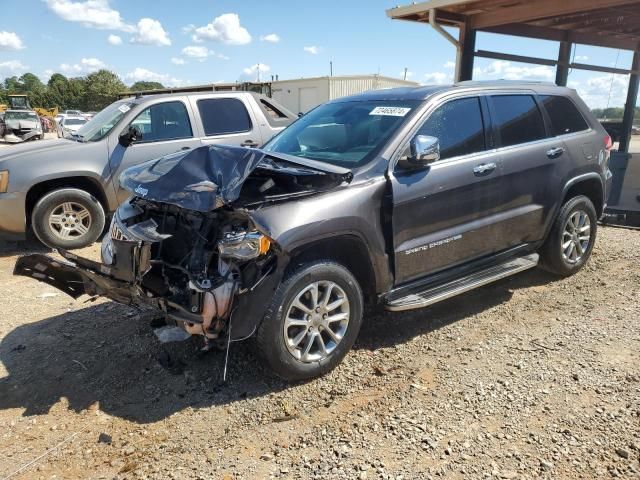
[330,61,333,77]
[257,63,261,82]
[403,67,408,80]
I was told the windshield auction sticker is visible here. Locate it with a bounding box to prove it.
[118,104,131,113]
[369,106,411,117]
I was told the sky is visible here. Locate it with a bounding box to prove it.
[0,0,636,109]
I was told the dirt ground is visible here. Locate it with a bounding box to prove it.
[0,226,638,480]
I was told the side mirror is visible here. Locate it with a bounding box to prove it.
[119,125,142,147]
[409,135,440,166]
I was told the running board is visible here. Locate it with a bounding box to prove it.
[385,253,539,312]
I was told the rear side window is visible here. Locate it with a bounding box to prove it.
[197,98,252,136]
[416,97,486,160]
[491,95,546,148]
[539,95,589,136]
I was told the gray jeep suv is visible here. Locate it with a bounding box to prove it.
[16,82,612,380]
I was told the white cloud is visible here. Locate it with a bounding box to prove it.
[44,0,134,32]
[60,57,106,74]
[131,18,171,46]
[574,55,589,62]
[0,60,28,75]
[444,61,456,69]
[260,33,280,43]
[179,45,228,62]
[473,60,554,81]
[171,57,186,65]
[0,31,25,50]
[424,72,450,84]
[575,74,629,109]
[107,34,122,45]
[182,24,196,34]
[304,46,321,55]
[124,67,183,87]
[192,13,251,45]
[182,45,210,60]
[242,63,270,80]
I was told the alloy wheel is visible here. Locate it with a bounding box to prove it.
[48,202,92,241]
[562,209,591,264]
[283,281,350,363]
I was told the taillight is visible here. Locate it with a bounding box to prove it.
[604,135,613,151]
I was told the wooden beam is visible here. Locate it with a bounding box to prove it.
[475,50,557,66]
[484,23,640,51]
[469,0,640,30]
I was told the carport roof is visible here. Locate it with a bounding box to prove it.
[386,0,640,51]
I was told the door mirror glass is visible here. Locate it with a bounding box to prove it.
[406,135,440,167]
[119,125,142,147]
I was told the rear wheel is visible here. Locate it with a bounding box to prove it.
[539,195,597,276]
[31,188,105,249]
[256,261,363,380]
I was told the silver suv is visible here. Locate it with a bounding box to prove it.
[0,91,295,248]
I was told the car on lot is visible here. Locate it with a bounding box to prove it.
[15,81,612,380]
[2,109,44,143]
[0,91,296,248]
[56,115,88,138]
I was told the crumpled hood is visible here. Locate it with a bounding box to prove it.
[5,119,39,130]
[119,144,352,212]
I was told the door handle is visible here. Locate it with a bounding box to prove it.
[180,146,191,151]
[546,147,565,159]
[473,162,497,175]
[241,140,259,148]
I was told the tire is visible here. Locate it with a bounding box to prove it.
[539,195,597,277]
[31,188,105,249]
[255,261,364,381]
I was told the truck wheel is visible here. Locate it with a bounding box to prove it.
[256,261,363,381]
[539,195,597,277]
[31,188,105,249]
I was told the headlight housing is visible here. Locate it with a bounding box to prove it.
[218,231,271,261]
[0,171,9,193]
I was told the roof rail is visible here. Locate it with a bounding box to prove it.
[455,80,558,87]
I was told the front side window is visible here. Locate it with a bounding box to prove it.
[263,100,420,168]
[415,97,486,160]
[130,101,192,143]
[539,95,589,136]
[491,95,546,147]
[197,98,252,136]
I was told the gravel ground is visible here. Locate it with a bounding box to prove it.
[0,225,638,480]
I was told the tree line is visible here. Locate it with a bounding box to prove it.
[0,70,165,113]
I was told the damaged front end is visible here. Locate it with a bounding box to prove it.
[14,145,351,343]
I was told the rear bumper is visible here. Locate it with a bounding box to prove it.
[0,192,27,238]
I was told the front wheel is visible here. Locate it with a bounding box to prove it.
[539,195,597,276]
[255,261,363,381]
[31,188,106,249]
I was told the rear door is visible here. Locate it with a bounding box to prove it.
[390,95,508,284]
[109,99,201,203]
[191,96,263,148]
[488,93,569,244]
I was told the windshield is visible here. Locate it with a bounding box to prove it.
[75,101,134,142]
[5,111,38,121]
[263,100,420,168]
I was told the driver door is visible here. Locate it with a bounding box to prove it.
[390,96,507,285]
[108,99,201,203]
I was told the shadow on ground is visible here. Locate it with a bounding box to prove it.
[0,238,51,259]
[0,268,558,423]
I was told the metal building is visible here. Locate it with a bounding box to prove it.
[270,75,418,114]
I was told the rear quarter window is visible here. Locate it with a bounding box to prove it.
[539,95,589,136]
